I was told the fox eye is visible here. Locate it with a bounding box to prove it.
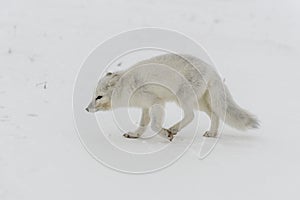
[95,96,103,100]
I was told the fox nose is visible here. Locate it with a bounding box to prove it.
[85,107,89,112]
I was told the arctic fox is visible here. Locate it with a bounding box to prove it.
[86,54,259,141]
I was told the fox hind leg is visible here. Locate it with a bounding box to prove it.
[203,111,219,137]
[201,91,220,137]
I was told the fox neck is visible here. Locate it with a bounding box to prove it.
[110,80,132,109]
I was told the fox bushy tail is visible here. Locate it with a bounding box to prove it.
[209,81,260,130]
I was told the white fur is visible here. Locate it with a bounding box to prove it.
[86,54,260,140]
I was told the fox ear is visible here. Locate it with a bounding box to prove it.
[108,73,121,87]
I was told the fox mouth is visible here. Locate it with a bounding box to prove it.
[85,107,98,113]
[85,103,111,112]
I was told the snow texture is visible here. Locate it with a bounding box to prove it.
[1,0,300,199]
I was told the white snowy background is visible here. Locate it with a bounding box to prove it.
[1,0,300,199]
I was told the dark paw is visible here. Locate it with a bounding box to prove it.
[167,130,174,141]
[123,133,139,139]
[168,127,178,135]
[203,131,217,138]
[159,128,175,141]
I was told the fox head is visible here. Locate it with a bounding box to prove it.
[86,72,121,112]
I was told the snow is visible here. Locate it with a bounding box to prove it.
[1,0,300,199]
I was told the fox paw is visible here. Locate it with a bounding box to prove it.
[203,131,218,138]
[168,127,178,135]
[158,128,175,141]
[123,132,140,139]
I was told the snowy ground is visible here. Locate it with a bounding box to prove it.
[1,0,300,199]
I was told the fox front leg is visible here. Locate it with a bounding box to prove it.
[149,104,174,141]
[123,108,150,139]
[151,104,173,141]
[168,106,195,137]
